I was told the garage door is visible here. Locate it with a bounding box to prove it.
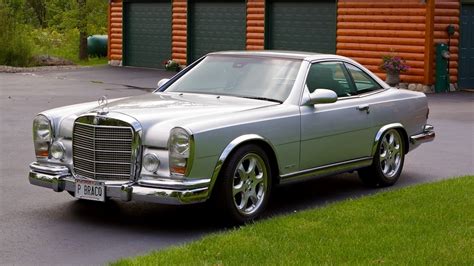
[188,0,246,62]
[459,4,474,89]
[123,1,171,68]
[266,0,336,53]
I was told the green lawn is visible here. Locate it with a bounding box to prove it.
[112,176,474,265]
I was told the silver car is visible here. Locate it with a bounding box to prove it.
[29,51,435,223]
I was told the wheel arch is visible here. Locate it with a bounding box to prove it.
[372,123,410,156]
[208,134,280,196]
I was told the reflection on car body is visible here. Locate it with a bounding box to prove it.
[29,51,435,223]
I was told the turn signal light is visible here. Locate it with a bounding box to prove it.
[35,150,49,157]
[170,166,186,175]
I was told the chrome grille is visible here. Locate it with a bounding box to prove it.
[73,122,133,180]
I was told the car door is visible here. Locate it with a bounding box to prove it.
[299,61,375,170]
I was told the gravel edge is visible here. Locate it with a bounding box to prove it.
[0,65,84,73]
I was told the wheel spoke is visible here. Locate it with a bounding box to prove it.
[382,138,389,150]
[249,189,258,206]
[237,164,247,180]
[239,192,249,210]
[233,183,245,196]
[388,133,395,145]
[247,158,256,174]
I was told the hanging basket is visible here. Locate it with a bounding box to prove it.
[385,72,400,87]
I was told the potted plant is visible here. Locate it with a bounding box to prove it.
[164,59,181,72]
[380,54,410,86]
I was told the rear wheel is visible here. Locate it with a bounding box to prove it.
[359,129,405,187]
[214,144,272,224]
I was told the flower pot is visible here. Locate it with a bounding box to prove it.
[385,72,400,87]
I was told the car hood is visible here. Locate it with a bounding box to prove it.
[54,92,278,143]
[90,92,275,125]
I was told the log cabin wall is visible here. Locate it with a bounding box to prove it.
[109,0,460,87]
[108,0,123,63]
[172,0,188,65]
[336,0,428,84]
[434,0,460,83]
[246,0,265,50]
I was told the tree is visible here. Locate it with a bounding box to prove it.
[77,0,87,60]
[26,0,47,28]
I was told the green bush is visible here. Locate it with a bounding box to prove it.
[0,6,34,66]
[0,0,108,66]
[28,27,79,61]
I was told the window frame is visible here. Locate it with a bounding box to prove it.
[305,61,355,97]
[343,62,384,96]
[303,59,388,102]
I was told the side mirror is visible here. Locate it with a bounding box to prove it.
[307,89,337,105]
[157,78,170,89]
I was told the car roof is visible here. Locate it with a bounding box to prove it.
[208,50,349,62]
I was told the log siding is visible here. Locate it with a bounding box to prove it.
[108,0,460,86]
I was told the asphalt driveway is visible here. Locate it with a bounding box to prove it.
[0,66,472,265]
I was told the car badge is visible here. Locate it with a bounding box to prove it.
[97,95,109,115]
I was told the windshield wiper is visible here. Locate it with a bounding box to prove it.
[240,96,283,104]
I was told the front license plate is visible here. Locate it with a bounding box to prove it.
[75,179,105,202]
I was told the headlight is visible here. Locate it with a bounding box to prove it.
[169,127,192,176]
[50,141,65,160]
[33,115,53,158]
[143,153,160,173]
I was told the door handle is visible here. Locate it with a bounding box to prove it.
[357,104,370,114]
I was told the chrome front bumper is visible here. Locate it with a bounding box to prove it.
[28,162,210,205]
[409,124,435,150]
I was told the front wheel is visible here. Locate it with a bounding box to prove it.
[359,129,405,187]
[214,144,272,224]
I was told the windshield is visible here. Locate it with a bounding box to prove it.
[164,55,301,103]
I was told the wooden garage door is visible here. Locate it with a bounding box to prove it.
[459,4,474,89]
[188,0,246,63]
[123,1,171,68]
[267,0,336,53]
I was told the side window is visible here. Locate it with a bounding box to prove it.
[345,63,382,94]
[306,62,352,97]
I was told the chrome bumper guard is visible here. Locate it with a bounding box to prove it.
[410,124,435,147]
[28,162,210,205]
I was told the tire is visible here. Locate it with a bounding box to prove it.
[214,144,272,224]
[359,129,405,187]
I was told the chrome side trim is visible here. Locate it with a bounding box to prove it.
[209,134,278,194]
[137,177,211,190]
[279,157,372,185]
[371,123,405,157]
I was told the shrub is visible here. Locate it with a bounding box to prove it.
[0,6,34,66]
[28,27,79,61]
